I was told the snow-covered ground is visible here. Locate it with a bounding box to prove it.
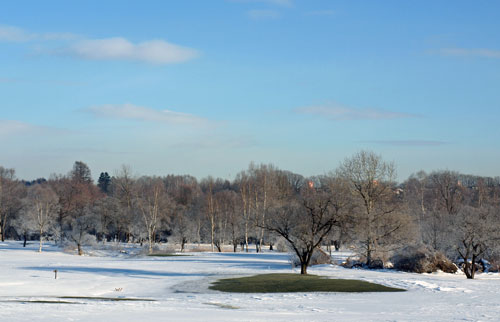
[1,241,499,321]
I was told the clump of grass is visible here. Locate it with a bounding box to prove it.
[203,302,240,309]
[210,273,405,293]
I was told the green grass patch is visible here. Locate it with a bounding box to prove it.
[209,273,406,293]
[148,254,188,257]
[59,296,156,302]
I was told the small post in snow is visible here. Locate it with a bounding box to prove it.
[53,269,58,279]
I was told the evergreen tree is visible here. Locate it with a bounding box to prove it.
[97,172,111,193]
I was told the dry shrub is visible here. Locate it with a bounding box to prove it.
[488,260,500,273]
[391,245,457,274]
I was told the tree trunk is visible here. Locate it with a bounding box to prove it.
[23,233,27,247]
[210,217,215,252]
[366,239,372,267]
[245,223,249,252]
[39,228,43,252]
[1,222,5,242]
[77,243,83,256]
[181,238,186,253]
[300,262,307,274]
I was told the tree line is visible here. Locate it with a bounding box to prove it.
[0,151,499,277]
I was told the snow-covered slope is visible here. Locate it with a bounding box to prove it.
[1,241,499,321]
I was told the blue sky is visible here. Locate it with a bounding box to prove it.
[1,0,499,181]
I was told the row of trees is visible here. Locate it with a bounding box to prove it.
[1,151,499,277]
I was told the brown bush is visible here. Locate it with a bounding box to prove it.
[391,245,457,274]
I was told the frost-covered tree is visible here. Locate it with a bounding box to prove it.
[337,151,412,266]
[66,210,97,255]
[454,206,500,279]
[135,177,168,254]
[22,185,59,252]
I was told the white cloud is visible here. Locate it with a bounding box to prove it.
[0,25,78,42]
[295,105,417,120]
[1,24,198,65]
[0,25,33,42]
[437,48,500,59]
[0,120,64,137]
[66,37,198,64]
[247,9,281,19]
[85,103,210,126]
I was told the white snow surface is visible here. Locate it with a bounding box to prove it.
[1,241,499,321]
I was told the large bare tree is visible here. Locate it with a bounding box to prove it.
[264,178,342,274]
[454,206,500,279]
[135,177,168,254]
[0,167,24,241]
[23,185,59,252]
[337,151,411,266]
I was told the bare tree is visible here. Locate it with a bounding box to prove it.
[264,181,342,274]
[201,177,217,251]
[454,206,500,279]
[236,171,253,252]
[167,177,200,252]
[429,171,463,215]
[0,167,24,241]
[92,196,121,242]
[70,161,93,184]
[135,177,168,254]
[111,165,136,242]
[66,210,97,255]
[214,189,240,252]
[337,151,410,266]
[248,163,278,252]
[23,185,59,252]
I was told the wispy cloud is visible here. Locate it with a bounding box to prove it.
[85,103,211,126]
[305,10,335,16]
[247,9,281,19]
[0,25,33,42]
[1,24,198,65]
[295,104,418,121]
[0,120,66,137]
[360,140,448,147]
[229,0,293,7]
[65,37,199,64]
[0,25,78,42]
[436,48,500,59]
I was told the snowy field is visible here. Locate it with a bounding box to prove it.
[1,242,499,321]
